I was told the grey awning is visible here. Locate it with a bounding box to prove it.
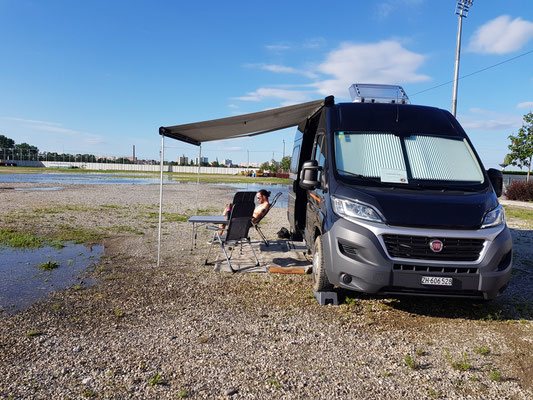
[159,97,331,146]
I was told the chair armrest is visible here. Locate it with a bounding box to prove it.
[206,225,226,231]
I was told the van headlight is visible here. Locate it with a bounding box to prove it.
[481,205,505,229]
[332,196,384,223]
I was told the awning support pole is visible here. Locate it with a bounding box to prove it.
[195,144,201,216]
[157,134,165,266]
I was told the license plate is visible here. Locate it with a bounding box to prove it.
[421,276,453,286]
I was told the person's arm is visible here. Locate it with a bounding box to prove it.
[252,204,268,224]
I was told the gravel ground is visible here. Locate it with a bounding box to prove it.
[0,182,532,399]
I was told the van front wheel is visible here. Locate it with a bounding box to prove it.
[312,235,332,292]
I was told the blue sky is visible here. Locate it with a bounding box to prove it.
[1,0,532,168]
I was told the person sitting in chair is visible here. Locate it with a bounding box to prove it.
[252,189,270,224]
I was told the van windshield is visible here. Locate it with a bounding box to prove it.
[334,132,485,188]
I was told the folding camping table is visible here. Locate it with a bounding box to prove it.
[187,215,228,250]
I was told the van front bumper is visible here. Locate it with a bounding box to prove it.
[322,218,512,300]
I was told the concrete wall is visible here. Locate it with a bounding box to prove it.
[7,160,249,174]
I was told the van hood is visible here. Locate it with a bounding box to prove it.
[333,185,498,229]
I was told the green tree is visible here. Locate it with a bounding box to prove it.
[0,135,15,149]
[508,112,533,182]
[279,156,291,171]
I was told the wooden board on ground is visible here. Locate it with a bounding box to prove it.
[269,266,307,274]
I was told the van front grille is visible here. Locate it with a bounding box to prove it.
[393,264,478,274]
[382,235,484,262]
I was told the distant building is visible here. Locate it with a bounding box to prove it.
[95,155,116,161]
[194,156,208,165]
[222,159,232,167]
[239,162,262,168]
[178,154,188,165]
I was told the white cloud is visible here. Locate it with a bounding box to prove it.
[265,44,291,52]
[233,88,314,106]
[303,37,326,49]
[517,101,533,109]
[468,15,533,55]
[227,104,239,109]
[458,108,522,131]
[247,63,318,79]
[314,41,430,98]
[4,115,105,145]
[376,0,425,20]
[3,116,61,126]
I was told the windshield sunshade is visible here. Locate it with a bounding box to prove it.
[334,132,484,184]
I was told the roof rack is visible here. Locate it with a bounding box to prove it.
[349,83,410,104]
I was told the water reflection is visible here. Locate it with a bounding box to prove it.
[0,243,103,315]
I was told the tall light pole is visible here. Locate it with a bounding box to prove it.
[451,0,473,117]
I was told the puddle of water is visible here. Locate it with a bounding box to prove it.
[0,243,104,315]
[14,187,63,191]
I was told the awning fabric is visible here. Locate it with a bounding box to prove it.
[159,98,329,146]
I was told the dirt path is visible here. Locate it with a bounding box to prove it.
[0,183,532,399]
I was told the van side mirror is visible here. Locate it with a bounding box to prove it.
[487,168,503,198]
[299,160,322,190]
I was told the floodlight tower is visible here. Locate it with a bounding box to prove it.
[451,0,474,117]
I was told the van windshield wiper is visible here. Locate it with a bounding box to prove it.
[337,169,365,179]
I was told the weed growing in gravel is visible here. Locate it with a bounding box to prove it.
[82,390,95,398]
[416,349,426,356]
[489,369,503,382]
[37,261,59,271]
[268,376,281,389]
[404,355,418,370]
[0,229,44,248]
[26,330,41,337]
[113,309,125,318]
[427,388,440,398]
[345,297,358,306]
[469,376,479,382]
[446,349,471,371]
[473,346,491,356]
[178,389,189,398]
[148,373,164,386]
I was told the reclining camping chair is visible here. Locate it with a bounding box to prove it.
[252,191,282,247]
[205,192,259,272]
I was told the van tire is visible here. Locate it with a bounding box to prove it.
[312,235,332,292]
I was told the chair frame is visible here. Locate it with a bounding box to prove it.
[204,192,259,272]
[252,192,282,247]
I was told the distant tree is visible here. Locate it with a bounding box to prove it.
[0,135,15,149]
[279,156,291,171]
[508,112,533,182]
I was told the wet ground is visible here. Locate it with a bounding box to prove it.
[0,243,103,314]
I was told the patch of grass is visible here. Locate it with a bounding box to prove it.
[0,229,45,249]
[404,354,418,370]
[427,388,440,398]
[473,346,491,356]
[53,226,107,244]
[113,309,125,318]
[503,206,533,222]
[489,369,503,382]
[108,225,144,235]
[26,330,41,337]
[148,372,164,386]
[446,349,471,371]
[178,389,189,398]
[416,349,426,356]
[36,261,59,271]
[82,390,95,398]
